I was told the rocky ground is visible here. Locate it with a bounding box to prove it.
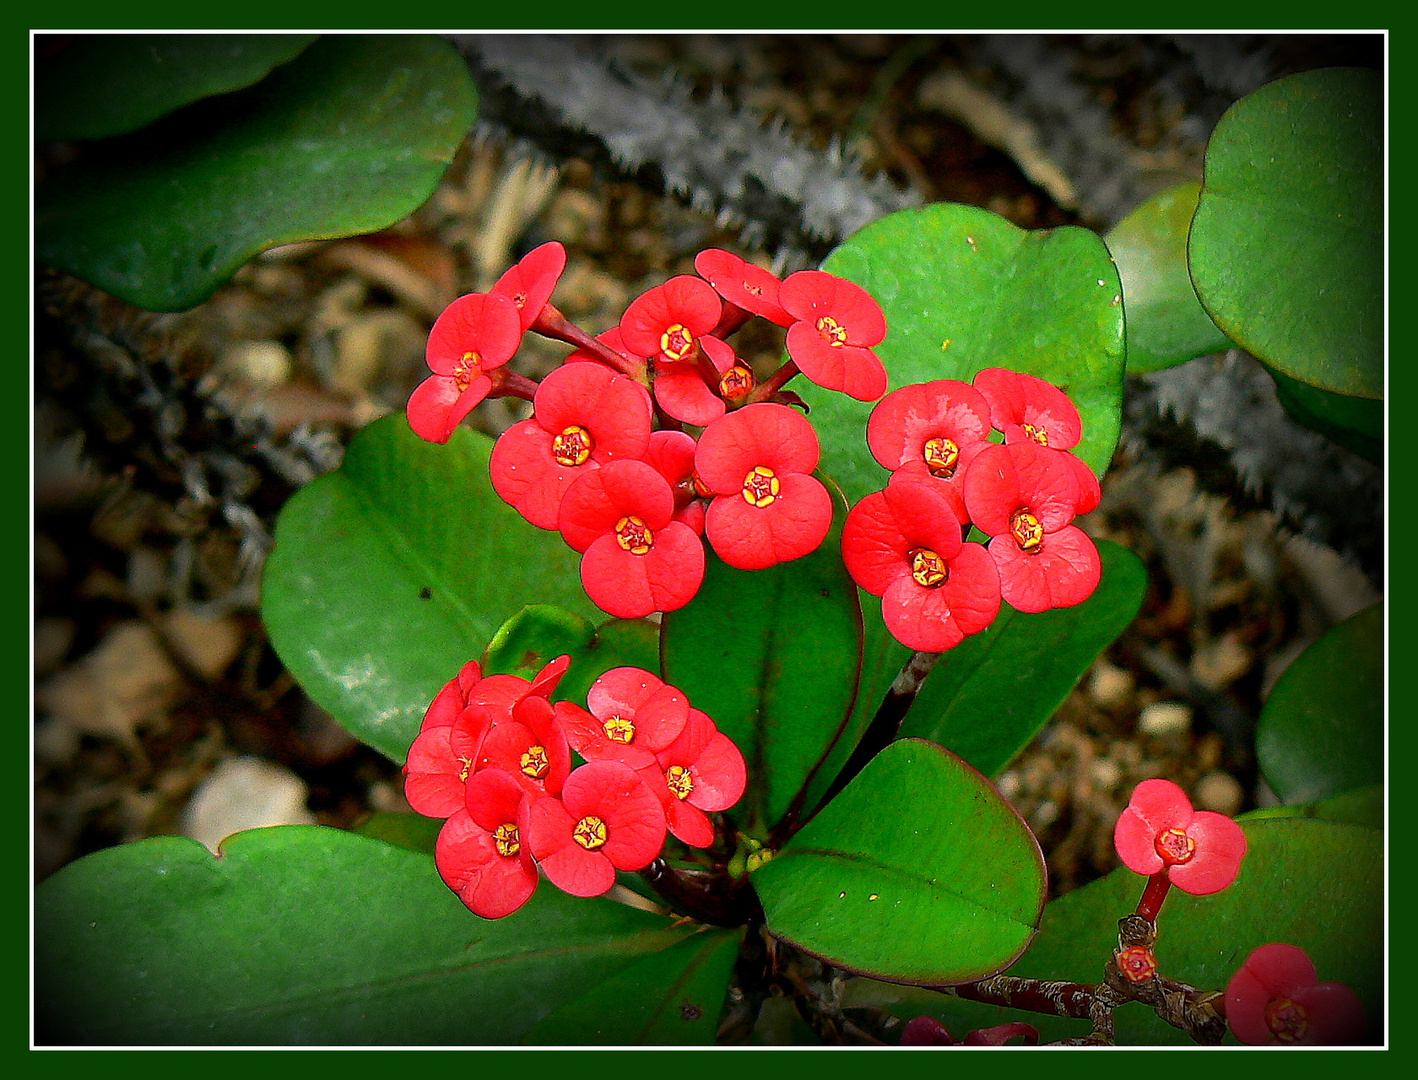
[33,34,1383,902]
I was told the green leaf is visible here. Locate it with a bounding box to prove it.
[804,203,1127,804]
[35,827,693,1045]
[523,929,743,1045]
[35,33,318,141]
[853,817,1383,1045]
[260,415,599,764]
[1104,181,1234,373]
[809,202,1126,509]
[353,810,443,855]
[480,604,597,681]
[900,539,1147,777]
[753,739,1046,984]
[1189,67,1382,399]
[556,616,663,710]
[660,487,863,836]
[1268,365,1383,465]
[36,34,477,312]
[1242,783,1383,830]
[1257,602,1384,805]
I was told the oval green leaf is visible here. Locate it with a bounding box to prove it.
[857,817,1383,1045]
[35,33,318,141]
[36,34,477,312]
[660,490,863,838]
[1189,67,1382,399]
[808,201,1126,509]
[480,604,597,681]
[260,414,599,764]
[1257,602,1384,805]
[1268,364,1383,465]
[1242,783,1383,830]
[753,739,1046,984]
[523,929,743,1045]
[35,826,692,1045]
[1104,181,1234,373]
[901,538,1147,777]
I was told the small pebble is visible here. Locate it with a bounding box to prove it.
[1138,701,1192,737]
[1194,771,1245,817]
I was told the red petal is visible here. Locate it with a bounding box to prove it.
[533,362,652,461]
[539,844,616,897]
[620,276,723,357]
[684,731,747,811]
[779,270,887,345]
[490,241,566,331]
[558,459,675,554]
[866,379,993,471]
[579,522,705,618]
[426,292,522,373]
[643,429,698,487]
[785,322,887,401]
[989,525,1100,613]
[406,373,488,444]
[974,367,1082,449]
[435,810,539,919]
[695,248,793,326]
[705,473,832,570]
[1240,942,1319,998]
[654,362,726,426]
[1224,965,1277,1045]
[463,768,529,832]
[1291,982,1368,1044]
[403,726,469,818]
[665,799,716,848]
[1168,811,1247,895]
[488,418,588,531]
[694,403,820,492]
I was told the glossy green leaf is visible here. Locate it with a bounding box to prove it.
[35,826,692,1045]
[808,201,1126,509]
[36,34,477,312]
[802,203,1127,810]
[523,929,742,1045]
[1242,783,1383,830]
[1269,365,1383,466]
[854,817,1384,1045]
[1105,181,1234,373]
[753,739,1046,984]
[353,810,443,855]
[35,33,317,141]
[555,617,663,711]
[480,604,596,681]
[1189,67,1382,399]
[1257,602,1384,805]
[261,415,598,764]
[900,539,1147,777]
[660,490,863,837]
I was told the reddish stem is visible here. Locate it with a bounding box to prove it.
[1135,872,1172,923]
[485,367,539,403]
[527,302,644,379]
[745,358,801,404]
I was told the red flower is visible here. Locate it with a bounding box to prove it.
[1225,943,1366,1046]
[619,275,723,367]
[489,361,653,530]
[643,429,705,534]
[435,769,538,919]
[554,666,690,770]
[490,241,566,332]
[522,759,668,898]
[694,248,793,327]
[779,270,888,401]
[474,693,572,797]
[694,403,833,571]
[639,707,747,848]
[403,704,492,818]
[973,367,1082,450]
[419,658,487,731]
[556,458,706,618]
[408,292,524,444]
[1113,778,1247,895]
[652,333,739,427]
[962,441,1100,613]
[842,476,1000,652]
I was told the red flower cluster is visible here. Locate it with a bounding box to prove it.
[404,659,746,919]
[1225,943,1366,1046]
[842,369,1102,651]
[409,243,891,620]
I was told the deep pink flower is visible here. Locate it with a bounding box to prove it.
[619,275,723,367]
[643,429,705,534]
[779,270,888,401]
[556,459,706,618]
[408,292,523,444]
[1113,778,1247,895]
[638,707,746,848]
[403,703,492,818]
[962,441,1100,613]
[554,665,690,770]
[419,658,486,732]
[842,476,1001,652]
[694,247,793,327]
[474,693,572,797]
[973,367,1082,450]
[1225,943,1366,1046]
[522,759,668,897]
[490,241,566,332]
[489,361,653,530]
[435,769,538,919]
[694,403,833,571]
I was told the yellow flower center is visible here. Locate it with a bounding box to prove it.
[908,548,948,588]
[1265,998,1310,1043]
[520,744,549,779]
[741,466,780,508]
[493,822,520,857]
[1010,509,1044,552]
[602,715,636,744]
[1154,826,1196,866]
[1022,422,1049,446]
[452,351,482,392]
[718,365,755,399]
[572,815,607,850]
[660,323,695,361]
[923,436,960,478]
[614,515,654,555]
[815,315,848,347]
[666,765,694,801]
[552,425,593,467]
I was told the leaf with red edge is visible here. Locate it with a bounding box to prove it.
[752,739,1046,984]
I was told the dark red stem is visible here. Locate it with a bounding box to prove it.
[1136,872,1172,923]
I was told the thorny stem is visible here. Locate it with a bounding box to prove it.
[800,650,943,826]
